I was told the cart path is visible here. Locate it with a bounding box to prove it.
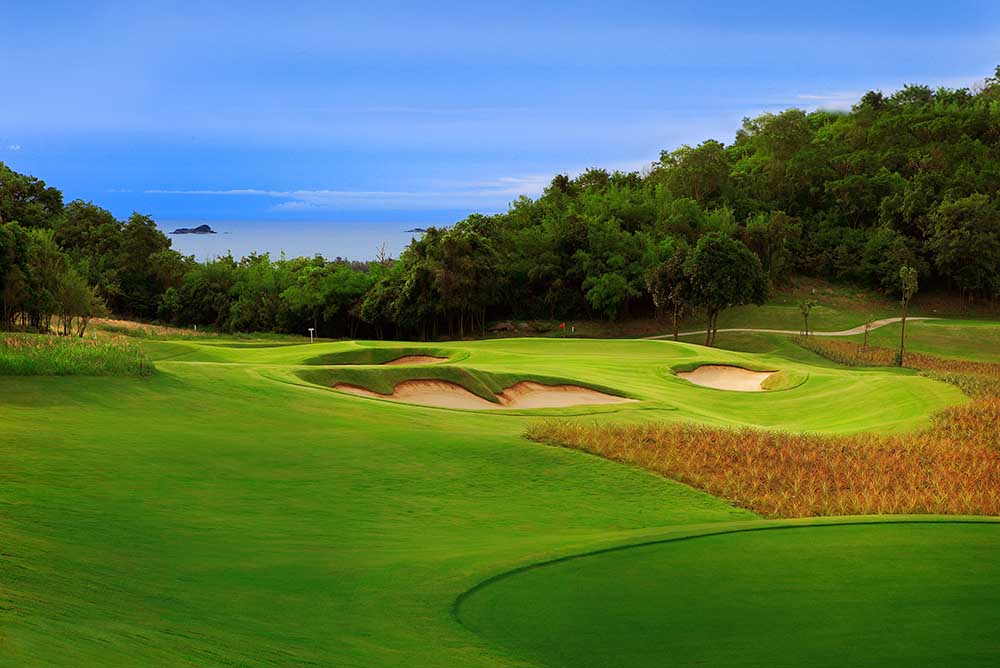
[643,316,936,340]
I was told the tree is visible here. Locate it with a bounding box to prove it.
[862,313,875,350]
[897,265,918,366]
[24,228,67,332]
[0,162,63,228]
[585,272,635,320]
[656,140,731,204]
[799,298,818,336]
[118,213,183,317]
[0,222,30,327]
[685,233,768,346]
[927,194,1000,300]
[744,211,801,284]
[56,267,107,336]
[646,240,690,340]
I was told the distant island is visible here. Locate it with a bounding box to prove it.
[171,224,216,235]
[404,228,428,233]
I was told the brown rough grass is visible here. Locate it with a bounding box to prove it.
[527,401,1000,518]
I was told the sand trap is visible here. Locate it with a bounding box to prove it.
[382,355,448,365]
[334,379,634,410]
[677,365,776,392]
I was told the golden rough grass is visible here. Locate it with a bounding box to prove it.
[796,336,1000,378]
[527,399,1000,518]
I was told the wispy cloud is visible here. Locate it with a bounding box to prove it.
[6,144,21,151]
[145,175,554,211]
[793,92,860,111]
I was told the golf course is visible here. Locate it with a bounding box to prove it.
[3,322,999,667]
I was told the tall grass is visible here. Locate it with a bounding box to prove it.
[527,399,1000,518]
[0,333,154,376]
[91,318,207,339]
[796,336,1000,377]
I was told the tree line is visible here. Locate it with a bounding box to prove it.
[3,69,1000,341]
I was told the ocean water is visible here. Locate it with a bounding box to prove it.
[159,220,429,262]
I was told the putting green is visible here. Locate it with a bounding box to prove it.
[457,520,1000,668]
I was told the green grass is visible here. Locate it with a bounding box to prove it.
[457,519,1000,668]
[847,319,1000,363]
[0,333,990,667]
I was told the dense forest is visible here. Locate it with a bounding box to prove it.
[3,70,1000,341]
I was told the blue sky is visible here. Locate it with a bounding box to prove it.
[3,0,999,227]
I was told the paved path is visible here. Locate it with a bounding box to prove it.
[642,316,936,340]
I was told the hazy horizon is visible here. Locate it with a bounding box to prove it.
[159,219,429,262]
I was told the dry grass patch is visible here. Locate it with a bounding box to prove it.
[797,336,1000,377]
[527,396,1000,518]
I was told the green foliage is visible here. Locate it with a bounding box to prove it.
[927,194,1000,297]
[685,233,768,345]
[585,272,635,320]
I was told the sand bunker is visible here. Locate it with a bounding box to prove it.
[677,365,776,392]
[334,380,634,410]
[382,355,448,365]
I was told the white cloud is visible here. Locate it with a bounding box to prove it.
[143,160,665,212]
[6,144,21,151]
[144,176,554,211]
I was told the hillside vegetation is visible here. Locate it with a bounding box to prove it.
[5,70,1000,340]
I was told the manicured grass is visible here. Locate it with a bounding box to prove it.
[0,351,751,667]
[847,319,1000,363]
[0,334,988,667]
[457,520,1000,668]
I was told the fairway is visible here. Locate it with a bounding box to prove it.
[458,520,1000,668]
[0,336,985,666]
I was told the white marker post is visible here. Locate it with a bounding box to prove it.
[308,327,315,343]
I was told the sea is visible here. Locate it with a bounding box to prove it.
[159,220,431,263]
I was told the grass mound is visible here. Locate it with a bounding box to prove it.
[457,521,1000,668]
[0,333,154,376]
[302,346,454,366]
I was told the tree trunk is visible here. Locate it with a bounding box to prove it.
[898,303,908,366]
[672,305,679,341]
[704,310,718,347]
